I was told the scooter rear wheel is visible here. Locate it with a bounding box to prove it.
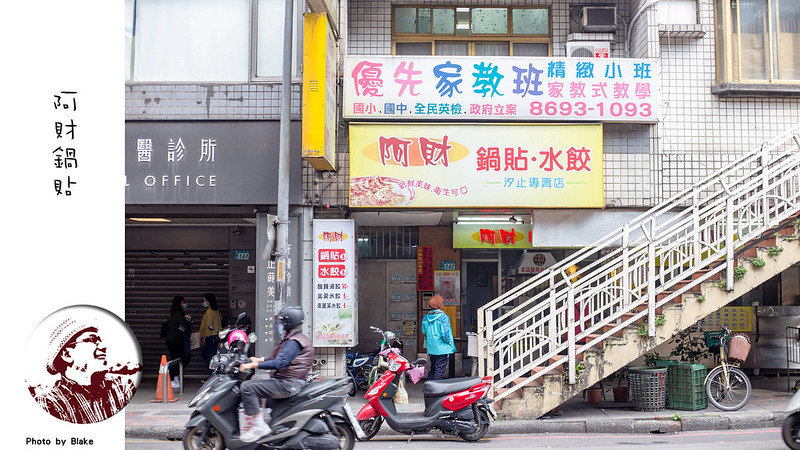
[357,416,383,441]
[457,408,490,442]
[783,413,800,450]
[183,425,224,450]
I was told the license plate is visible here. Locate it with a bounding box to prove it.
[486,404,498,420]
[343,403,365,439]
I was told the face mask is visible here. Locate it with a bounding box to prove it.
[277,323,285,336]
[182,303,188,310]
[202,301,209,308]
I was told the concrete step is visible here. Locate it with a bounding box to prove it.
[511,376,542,388]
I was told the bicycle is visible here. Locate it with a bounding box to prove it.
[704,326,752,411]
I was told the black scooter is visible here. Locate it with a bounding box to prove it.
[183,324,364,450]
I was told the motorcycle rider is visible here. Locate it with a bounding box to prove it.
[237,305,314,443]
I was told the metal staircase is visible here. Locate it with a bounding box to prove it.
[477,122,800,418]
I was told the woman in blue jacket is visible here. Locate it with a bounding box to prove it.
[422,294,456,380]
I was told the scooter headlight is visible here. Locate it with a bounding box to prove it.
[388,359,401,372]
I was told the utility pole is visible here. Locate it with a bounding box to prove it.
[276,0,295,309]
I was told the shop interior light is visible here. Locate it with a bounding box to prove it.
[456,215,512,224]
[129,218,172,222]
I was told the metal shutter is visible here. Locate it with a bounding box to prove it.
[126,250,230,380]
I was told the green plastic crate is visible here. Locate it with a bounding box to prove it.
[667,363,708,411]
[655,359,678,368]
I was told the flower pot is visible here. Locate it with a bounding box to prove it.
[586,387,602,404]
[613,386,629,403]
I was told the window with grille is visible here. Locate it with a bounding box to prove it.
[392,6,551,57]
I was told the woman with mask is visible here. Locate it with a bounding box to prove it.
[165,295,192,389]
[422,294,456,380]
[199,293,222,375]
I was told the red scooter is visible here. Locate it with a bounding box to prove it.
[356,347,496,442]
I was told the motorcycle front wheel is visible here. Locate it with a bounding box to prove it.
[357,416,383,441]
[457,407,490,442]
[783,413,800,450]
[183,425,224,450]
[333,418,356,450]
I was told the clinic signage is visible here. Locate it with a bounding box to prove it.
[312,219,358,347]
[125,121,303,204]
[349,122,603,208]
[344,55,659,123]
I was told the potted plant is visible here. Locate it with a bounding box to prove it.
[610,369,629,403]
[586,383,603,404]
[669,325,711,364]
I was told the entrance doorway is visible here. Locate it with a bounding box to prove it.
[461,260,499,335]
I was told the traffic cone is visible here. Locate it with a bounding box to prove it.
[151,355,179,403]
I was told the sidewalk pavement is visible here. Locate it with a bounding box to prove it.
[125,374,796,441]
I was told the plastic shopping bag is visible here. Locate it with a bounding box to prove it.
[394,374,409,404]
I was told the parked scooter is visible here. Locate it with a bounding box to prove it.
[345,349,374,396]
[356,346,496,442]
[783,386,800,449]
[367,326,404,386]
[183,316,364,450]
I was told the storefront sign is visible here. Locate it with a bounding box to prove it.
[344,55,659,123]
[440,260,456,271]
[453,223,533,249]
[302,13,337,171]
[349,123,603,208]
[312,219,358,347]
[516,252,557,275]
[417,246,434,291]
[125,121,303,204]
[697,306,753,332]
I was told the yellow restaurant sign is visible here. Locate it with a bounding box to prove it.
[349,123,603,208]
[302,13,337,171]
[453,223,533,249]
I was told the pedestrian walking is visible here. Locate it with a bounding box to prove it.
[164,295,192,389]
[422,294,456,380]
[199,293,222,374]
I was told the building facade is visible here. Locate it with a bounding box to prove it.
[126,0,800,380]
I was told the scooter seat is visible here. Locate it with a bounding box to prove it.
[423,377,482,397]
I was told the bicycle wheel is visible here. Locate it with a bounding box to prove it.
[706,366,751,411]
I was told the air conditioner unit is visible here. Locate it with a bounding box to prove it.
[581,6,618,32]
[566,41,610,58]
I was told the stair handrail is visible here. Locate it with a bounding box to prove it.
[478,122,800,401]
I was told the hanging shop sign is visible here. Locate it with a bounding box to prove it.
[349,123,603,208]
[302,13,337,171]
[312,219,358,347]
[125,121,303,204]
[515,252,557,275]
[453,223,533,249]
[344,55,659,123]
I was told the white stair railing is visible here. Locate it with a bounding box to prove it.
[478,122,800,401]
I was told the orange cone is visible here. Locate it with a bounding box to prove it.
[151,355,179,403]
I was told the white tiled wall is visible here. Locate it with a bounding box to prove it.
[342,0,800,207]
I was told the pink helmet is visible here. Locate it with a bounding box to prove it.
[227,329,248,348]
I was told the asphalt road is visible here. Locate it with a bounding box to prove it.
[125,428,790,450]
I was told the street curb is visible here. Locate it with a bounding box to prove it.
[125,415,786,441]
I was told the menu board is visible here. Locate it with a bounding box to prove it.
[312,219,358,346]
